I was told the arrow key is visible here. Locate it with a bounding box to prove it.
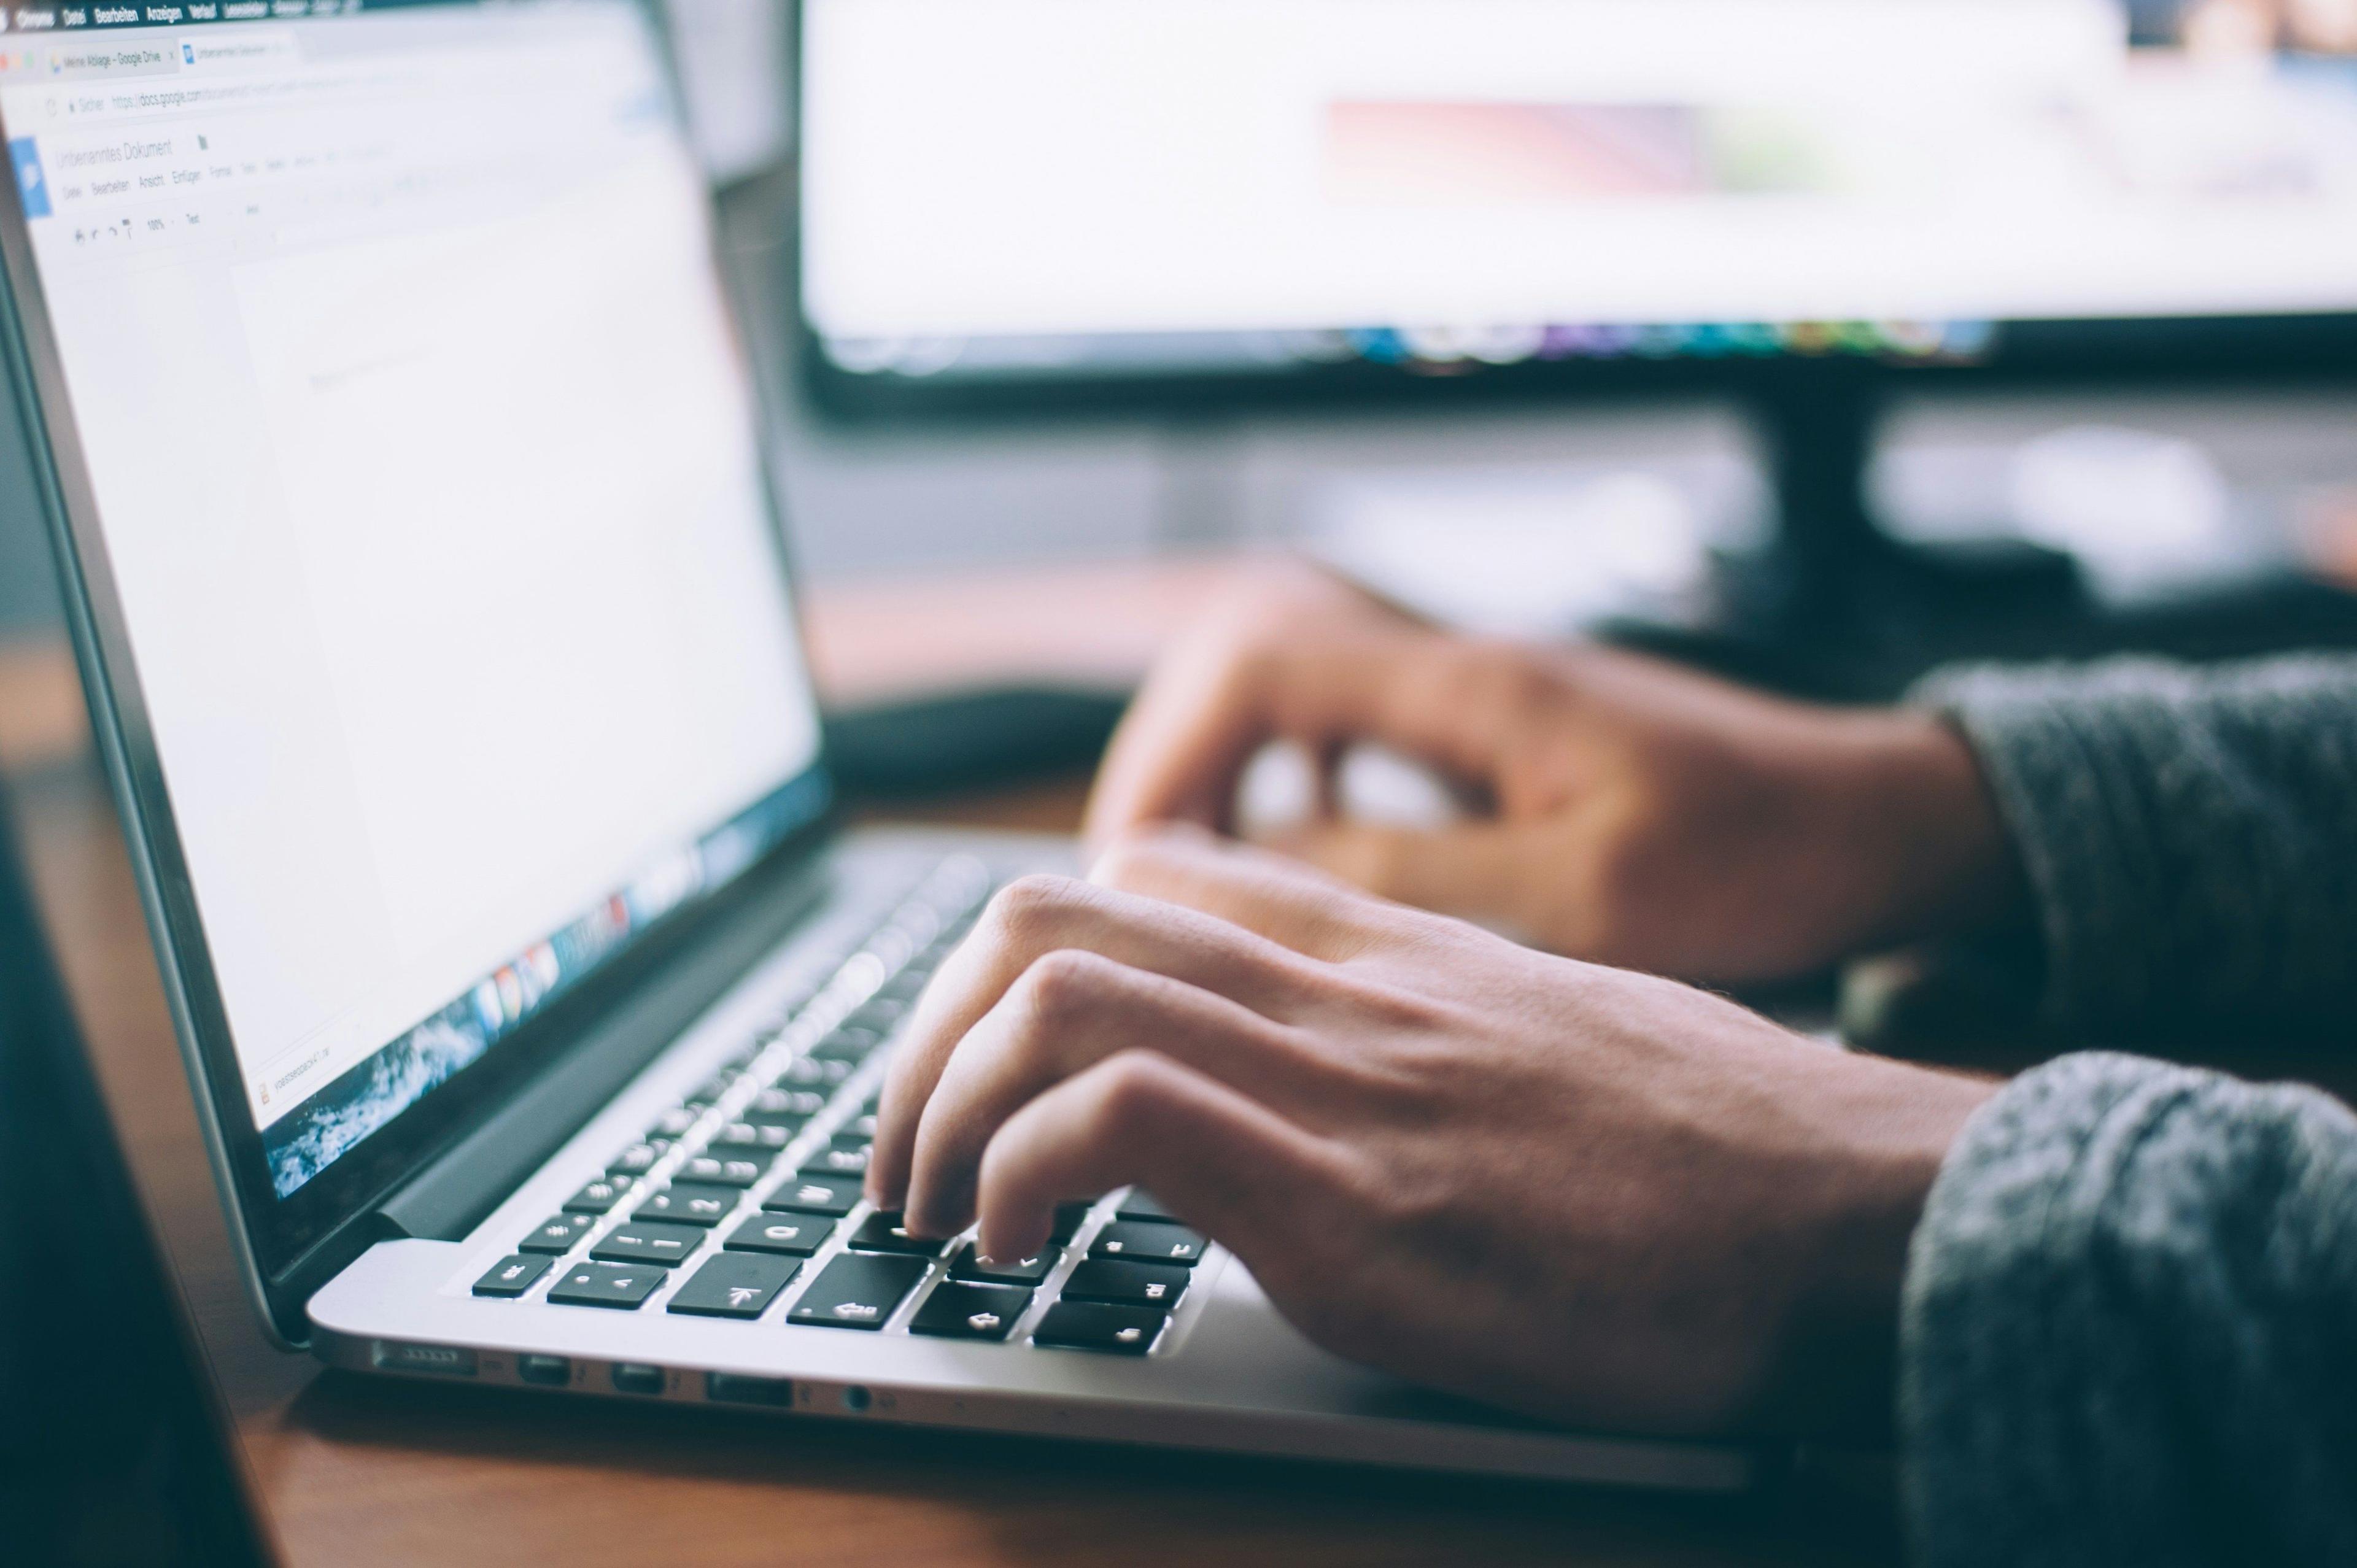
[786,1251,928,1331]
[1032,1301,1167,1356]
[908,1280,1031,1341]
[667,1252,801,1320]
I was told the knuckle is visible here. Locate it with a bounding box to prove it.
[1016,948,1111,1030]
[1083,1049,1175,1144]
[986,873,1087,943]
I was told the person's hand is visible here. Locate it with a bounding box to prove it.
[868,828,1997,1439]
[1084,563,2024,985]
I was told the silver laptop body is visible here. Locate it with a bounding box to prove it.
[1,0,1746,1491]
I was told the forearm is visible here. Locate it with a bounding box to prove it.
[1913,654,2357,1033]
[1900,1052,2357,1567]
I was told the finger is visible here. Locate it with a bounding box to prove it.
[971,1048,1342,1272]
[1089,822,1401,962]
[902,950,1332,1235]
[1082,604,1506,852]
[867,873,1326,1209]
[1275,819,1539,934]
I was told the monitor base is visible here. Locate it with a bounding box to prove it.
[1606,373,2357,698]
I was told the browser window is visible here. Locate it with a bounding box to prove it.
[1,0,824,1197]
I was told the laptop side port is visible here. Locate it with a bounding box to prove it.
[610,1362,666,1396]
[516,1354,570,1388]
[374,1342,478,1378]
[705,1372,794,1407]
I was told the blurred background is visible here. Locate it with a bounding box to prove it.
[14,0,2357,766]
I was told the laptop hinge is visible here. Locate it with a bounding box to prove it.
[373,854,835,1243]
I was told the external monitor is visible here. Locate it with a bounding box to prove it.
[797,0,2357,415]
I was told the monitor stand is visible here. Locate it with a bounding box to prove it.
[1609,362,2357,702]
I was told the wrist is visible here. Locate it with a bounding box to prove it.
[1754,1059,1999,1442]
[1832,710,2028,954]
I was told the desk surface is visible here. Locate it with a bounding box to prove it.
[2,582,1904,1568]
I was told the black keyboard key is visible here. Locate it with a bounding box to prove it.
[667,1253,800,1319]
[845,1210,950,1255]
[808,1027,881,1064]
[778,1056,856,1088]
[800,1143,870,1178]
[747,1086,826,1122]
[519,1212,595,1254]
[472,1254,553,1298]
[1115,1188,1180,1223]
[679,1155,765,1188]
[844,999,906,1033]
[875,972,929,1005]
[1032,1301,1166,1354]
[908,1281,1031,1341]
[950,1242,1060,1286]
[637,1182,740,1227]
[649,1105,701,1139]
[1091,1221,1206,1266]
[762,1175,861,1217]
[708,1121,794,1156]
[606,1141,666,1178]
[546,1261,667,1310]
[723,1213,833,1257]
[786,1252,929,1330]
[562,1178,627,1215]
[1062,1259,1189,1309]
[1049,1201,1094,1244]
[591,1221,706,1267]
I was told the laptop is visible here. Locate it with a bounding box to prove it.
[0,786,279,1567]
[0,0,1744,1490]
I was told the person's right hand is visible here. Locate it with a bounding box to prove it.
[1085,564,2024,986]
[868,828,1998,1439]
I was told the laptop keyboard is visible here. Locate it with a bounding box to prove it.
[466,855,1207,1358]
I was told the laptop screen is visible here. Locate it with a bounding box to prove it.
[0,0,825,1201]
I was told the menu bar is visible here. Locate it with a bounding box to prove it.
[0,1,460,30]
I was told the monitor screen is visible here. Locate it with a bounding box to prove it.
[0,0,826,1200]
[799,0,2357,390]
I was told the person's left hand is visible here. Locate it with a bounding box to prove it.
[867,827,1995,1439]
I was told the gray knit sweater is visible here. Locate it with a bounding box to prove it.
[1902,657,2357,1566]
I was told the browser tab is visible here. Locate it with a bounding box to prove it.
[42,33,178,72]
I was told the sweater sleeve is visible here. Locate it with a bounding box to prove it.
[1900,1052,2357,1568]
[1911,654,2357,1034]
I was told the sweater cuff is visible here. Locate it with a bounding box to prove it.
[1899,1051,2357,1568]
[1908,664,2169,1030]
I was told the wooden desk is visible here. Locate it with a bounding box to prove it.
[2,604,1898,1568]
